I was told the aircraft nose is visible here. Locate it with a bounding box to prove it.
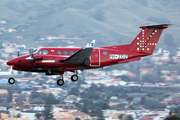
[7,59,16,66]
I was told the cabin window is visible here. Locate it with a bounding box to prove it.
[43,50,48,54]
[103,51,108,55]
[57,50,62,55]
[69,50,74,55]
[63,50,68,55]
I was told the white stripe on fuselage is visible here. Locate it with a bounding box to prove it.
[42,60,55,63]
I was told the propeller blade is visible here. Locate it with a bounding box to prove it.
[17,51,19,57]
[29,49,32,57]
[27,48,34,62]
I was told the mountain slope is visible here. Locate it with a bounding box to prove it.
[0,0,179,47]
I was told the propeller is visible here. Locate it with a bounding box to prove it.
[29,48,34,58]
[25,48,34,62]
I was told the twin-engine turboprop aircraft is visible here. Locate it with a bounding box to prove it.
[7,24,171,86]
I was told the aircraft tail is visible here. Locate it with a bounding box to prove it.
[128,24,171,54]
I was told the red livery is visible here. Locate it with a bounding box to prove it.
[7,24,171,86]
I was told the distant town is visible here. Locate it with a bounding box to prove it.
[0,20,180,120]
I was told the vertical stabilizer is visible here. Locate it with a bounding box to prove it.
[128,24,171,54]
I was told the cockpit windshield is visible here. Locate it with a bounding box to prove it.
[33,48,41,54]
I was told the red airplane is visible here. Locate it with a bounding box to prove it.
[7,24,170,86]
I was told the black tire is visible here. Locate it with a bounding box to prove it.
[8,77,15,85]
[57,79,64,86]
[71,75,78,82]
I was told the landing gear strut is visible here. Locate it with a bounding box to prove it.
[56,70,79,86]
[71,70,78,82]
[57,74,64,86]
[8,66,15,85]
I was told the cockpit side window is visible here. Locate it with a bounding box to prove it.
[39,51,42,54]
[43,50,48,54]
[34,49,41,54]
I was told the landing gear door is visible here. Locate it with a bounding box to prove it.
[90,48,100,67]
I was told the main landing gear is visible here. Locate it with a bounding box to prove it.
[71,70,78,82]
[8,67,15,85]
[71,75,78,82]
[57,74,64,86]
[56,70,79,86]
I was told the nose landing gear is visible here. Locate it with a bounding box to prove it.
[8,66,15,85]
[8,77,15,84]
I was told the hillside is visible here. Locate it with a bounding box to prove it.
[0,0,179,48]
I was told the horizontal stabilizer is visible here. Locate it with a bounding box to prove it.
[140,24,172,29]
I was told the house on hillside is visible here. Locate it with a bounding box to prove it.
[0,110,9,119]
[140,114,159,120]
[139,68,153,75]
[167,98,180,105]
[70,111,90,120]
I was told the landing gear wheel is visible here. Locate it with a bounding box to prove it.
[57,79,64,86]
[8,77,15,85]
[71,75,78,82]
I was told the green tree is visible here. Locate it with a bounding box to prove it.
[140,97,146,105]
[30,91,46,99]
[118,114,125,120]
[69,87,79,96]
[96,108,104,120]
[121,93,128,99]
[89,83,98,93]
[101,103,109,110]
[16,113,21,118]
[46,93,59,104]
[126,115,134,120]
[75,118,81,120]
[128,105,134,110]
[126,96,133,101]
[43,104,54,120]
[35,112,42,119]
[144,100,166,110]
[164,115,180,120]
[174,106,180,115]
[82,106,89,114]
[169,110,173,115]
[42,93,60,120]
[120,75,130,82]
[142,74,163,83]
